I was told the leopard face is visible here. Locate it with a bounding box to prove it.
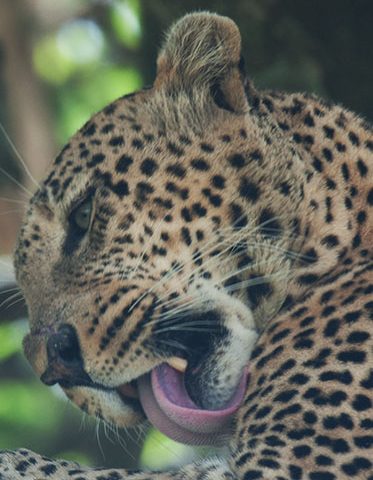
[13,13,327,446]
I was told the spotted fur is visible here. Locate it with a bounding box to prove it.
[1,12,372,480]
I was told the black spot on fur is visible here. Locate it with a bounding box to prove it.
[228,154,245,169]
[116,155,133,173]
[239,178,261,203]
[140,158,158,176]
[246,275,273,309]
[258,209,282,236]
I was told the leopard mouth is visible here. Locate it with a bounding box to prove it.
[118,359,249,446]
[39,322,250,445]
[41,346,249,445]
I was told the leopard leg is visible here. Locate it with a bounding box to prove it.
[0,449,235,480]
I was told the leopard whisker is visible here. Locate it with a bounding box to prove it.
[231,238,310,262]
[148,213,283,295]
[153,265,283,327]
[0,286,20,295]
[0,259,13,269]
[153,325,218,336]
[152,271,286,335]
[95,418,105,460]
[154,245,248,306]
[0,166,33,198]
[0,291,24,309]
[113,424,136,459]
[118,426,140,458]
[156,251,282,311]
[146,212,259,286]
[0,196,28,205]
[223,271,288,294]
[149,313,219,330]
[213,259,285,292]
[148,337,191,353]
[0,209,23,216]
[154,303,201,326]
[103,420,115,445]
[0,122,40,189]
[78,411,87,433]
[155,215,297,302]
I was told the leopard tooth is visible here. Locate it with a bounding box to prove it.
[167,357,187,373]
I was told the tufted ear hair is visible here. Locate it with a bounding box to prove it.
[154,12,248,113]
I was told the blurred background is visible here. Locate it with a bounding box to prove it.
[0,0,372,471]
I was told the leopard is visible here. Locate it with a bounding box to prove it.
[1,11,372,480]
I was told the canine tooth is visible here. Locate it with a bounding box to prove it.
[167,357,187,372]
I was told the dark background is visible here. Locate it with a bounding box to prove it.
[0,0,372,470]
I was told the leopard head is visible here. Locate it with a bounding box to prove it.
[14,12,305,445]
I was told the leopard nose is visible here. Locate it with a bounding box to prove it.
[47,324,81,364]
[40,324,89,387]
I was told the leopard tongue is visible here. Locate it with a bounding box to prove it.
[137,364,248,446]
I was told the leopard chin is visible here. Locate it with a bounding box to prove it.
[64,359,249,446]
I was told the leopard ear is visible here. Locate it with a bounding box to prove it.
[155,12,248,113]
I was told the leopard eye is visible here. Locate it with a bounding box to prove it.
[70,198,93,232]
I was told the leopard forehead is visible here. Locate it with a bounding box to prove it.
[19,86,303,281]
[38,95,261,209]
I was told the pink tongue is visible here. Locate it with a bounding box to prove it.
[137,364,248,446]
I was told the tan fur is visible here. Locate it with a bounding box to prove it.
[2,11,372,480]
[155,13,241,91]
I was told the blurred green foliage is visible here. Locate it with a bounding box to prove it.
[0,321,64,451]
[32,0,143,145]
[0,0,372,472]
[0,321,27,361]
[111,0,142,49]
[0,382,63,447]
[56,66,141,142]
[139,428,211,471]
